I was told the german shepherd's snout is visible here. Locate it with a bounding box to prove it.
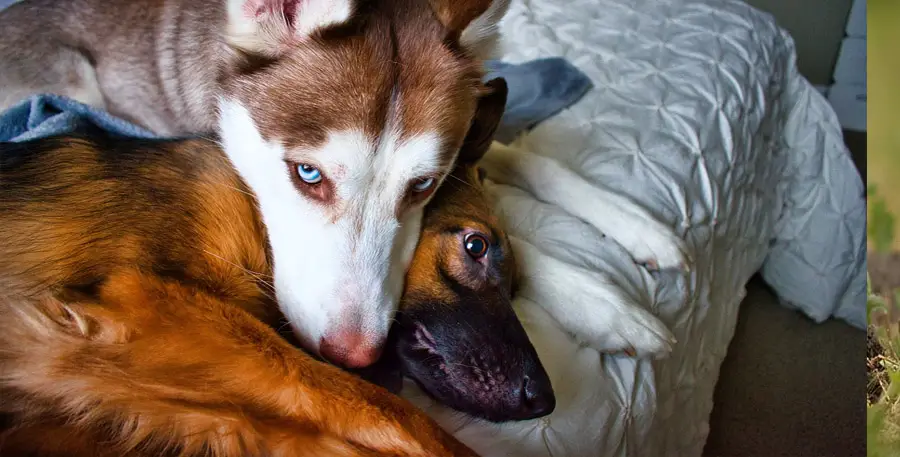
[397,292,556,422]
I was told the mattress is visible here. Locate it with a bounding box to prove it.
[399,0,866,456]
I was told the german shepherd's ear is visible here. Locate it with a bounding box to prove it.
[225,0,355,57]
[458,77,508,165]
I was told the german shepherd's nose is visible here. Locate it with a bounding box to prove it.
[521,373,556,419]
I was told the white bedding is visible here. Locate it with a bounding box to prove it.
[400,0,866,456]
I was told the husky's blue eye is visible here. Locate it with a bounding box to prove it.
[412,177,435,193]
[297,164,322,184]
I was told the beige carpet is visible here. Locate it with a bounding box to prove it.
[702,277,865,456]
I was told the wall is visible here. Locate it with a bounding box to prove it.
[744,0,854,85]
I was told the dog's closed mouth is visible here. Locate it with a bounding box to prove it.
[409,323,457,383]
[412,323,441,358]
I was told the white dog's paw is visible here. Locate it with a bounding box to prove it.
[585,303,676,359]
[612,216,691,272]
[509,236,677,358]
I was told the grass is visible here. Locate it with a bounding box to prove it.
[867,281,900,455]
[867,185,900,455]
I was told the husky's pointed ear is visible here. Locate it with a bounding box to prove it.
[458,77,508,165]
[428,0,510,57]
[226,0,354,56]
[460,0,511,58]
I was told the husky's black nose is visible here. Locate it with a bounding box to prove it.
[519,374,556,419]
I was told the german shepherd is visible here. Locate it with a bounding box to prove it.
[0,78,555,456]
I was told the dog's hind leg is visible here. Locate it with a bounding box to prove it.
[0,7,106,113]
[0,44,105,111]
[0,271,476,457]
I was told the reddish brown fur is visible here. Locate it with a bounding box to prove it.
[0,0,497,155]
[0,272,470,457]
[427,0,494,38]
[0,74,509,451]
[0,135,494,456]
[232,0,485,168]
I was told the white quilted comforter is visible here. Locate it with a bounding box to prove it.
[401,0,866,456]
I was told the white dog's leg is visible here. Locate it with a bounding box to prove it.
[509,236,675,358]
[480,143,690,271]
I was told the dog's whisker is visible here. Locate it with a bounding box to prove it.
[443,361,481,371]
[214,182,257,198]
[199,250,278,302]
[446,173,475,189]
[201,249,273,280]
[276,320,294,333]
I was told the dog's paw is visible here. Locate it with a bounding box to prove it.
[584,303,676,359]
[509,236,676,358]
[612,216,691,272]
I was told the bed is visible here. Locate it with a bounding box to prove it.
[399,0,866,456]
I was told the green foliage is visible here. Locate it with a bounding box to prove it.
[870,184,897,253]
[870,405,888,457]
[870,404,894,457]
[870,274,885,326]
[868,188,900,454]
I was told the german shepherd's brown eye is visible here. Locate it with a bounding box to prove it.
[464,233,489,259]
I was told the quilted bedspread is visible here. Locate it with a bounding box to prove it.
[399,0,866,456]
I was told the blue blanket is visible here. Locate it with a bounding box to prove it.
[0,58,591,144]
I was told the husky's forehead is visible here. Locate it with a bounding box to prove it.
[230,0,483,168]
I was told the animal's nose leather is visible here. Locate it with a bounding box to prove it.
[320,331,384,368]
[518,374,556,419]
